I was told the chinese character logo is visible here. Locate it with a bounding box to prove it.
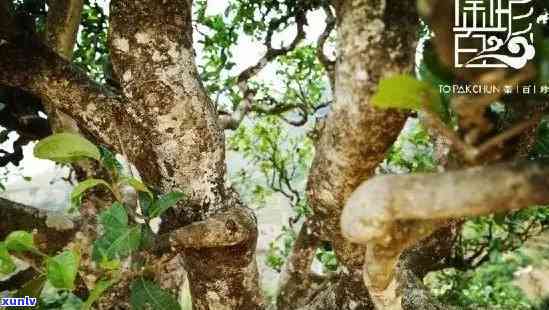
[454,0,536,69]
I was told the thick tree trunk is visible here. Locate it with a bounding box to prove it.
[301,0,419,308]
[107,1,264,308]
[1,0,265,308]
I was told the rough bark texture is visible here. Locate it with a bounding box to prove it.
[302,0,419,308]
[397,223,460,310]
[1,1,265,308]
[277,221,322,309]
[7,0,538,309]
[342,161,549,247]
[108,0,226,214]
[45,0,83,59]
[308,0,417,242]
[340,160,549,307]
[43,0,84,134]
[106,1,264,308]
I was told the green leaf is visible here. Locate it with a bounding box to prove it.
[122,177,153,198]
[99,257,121,271]
[83,278,115,310]
[532,118,549,158]
[5,231,37,253]
[99,202,128,229]
[61,294,84,310]
[0,242,16,275]
[138,192,153,217]
[372,74,443,114]
[71,179,113,205]
[92,203,141,261]
[130,277,181,310]
[139,226,156,251]
[46,250,80,290]
[417,40,453,121]
[149,192,185,218]
[34,133,101,163]
[99,145,123,174]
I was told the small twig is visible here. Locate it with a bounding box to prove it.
[476,114,542,157]
[422,110,542,163]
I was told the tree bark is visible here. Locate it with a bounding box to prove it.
[341,160,549,307]
[1,0,266,308]
[0,197,77,254]
[106,0,264,308]
[302,0,419,308]
[43,0,84,134]
[277,221,322,309]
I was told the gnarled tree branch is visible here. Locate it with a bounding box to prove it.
[0,33,124,150]
[316,4,335,90]
[219,8,307,130]
[0,197,78,254]
[342,160,549,292]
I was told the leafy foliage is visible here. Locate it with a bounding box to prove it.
[266,226,296,272]
[70,178,112,208]
[5,230,37,253]
[148,191,186,218]
[46,250,80,290]
[130,277,181,310]
[379,119,437,174]
[83,279,115,310]
[73,0,109,82]
[426,253,534,309]
[92,203,142,261]
[33,133,101,163]
[0,135,187,306]
[0,242,17,275]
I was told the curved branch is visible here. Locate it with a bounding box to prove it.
[45,0,83,60]
[306,0,419,265]
[168,207,257,249]
[342,161,549,246]
[342,160,549,292]
[0,197,78,253]
[316,4,335,90]
[220,11,307,130]
[0,33,125,151]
